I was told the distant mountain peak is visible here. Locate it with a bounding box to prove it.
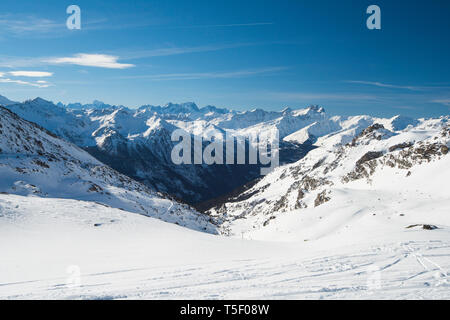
[165,102,200,113]
[200,105,229,114]
[389,114,419,131]
[306,104,325,113]
[92,100,106,106]
[31,97,51,103]
[58,100,123,110]
[0,94,17,106]
[22,97,61,109]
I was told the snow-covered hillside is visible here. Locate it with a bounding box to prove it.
[0,106,216,233]
[1,193,449,299]
[207,117,450,239]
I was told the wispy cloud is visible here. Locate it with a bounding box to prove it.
[0,47,235,68]
[0,14,63,36]
[345,80,424,91]
[345,80,450,91]
[45,54,135,69]
[267,91,378,102]
[83,19,273,32]
[0,78,50,88]
[119,67,288,81]
[0,56,42,68]
[0,14,128,39]
[0,70,52,88]
[165,22,274,30]
[9,71,53,77]
[0,42,272,68]
[394,105,418,110]
[125,42,270,59]
[432,99,450,106]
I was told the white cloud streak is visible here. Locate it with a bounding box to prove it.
[165,22,274,30]
[346,80,450,91]
[0,42,273,68]
[124,42,267,60]
[0,70,52,88]
[119,67,287,81]
[45,54,135,69]
[432,99,450,106]
[0,14,63,36]
[0,78,50,88]
[345,80,422,91]
[267,92,378,102]
[9,71,53,77]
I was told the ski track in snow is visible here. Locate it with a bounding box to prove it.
[1,239,449,300]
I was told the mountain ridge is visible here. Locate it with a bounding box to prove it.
[1,94,445,207]
[207,117,449,237]
[0,105,216,233]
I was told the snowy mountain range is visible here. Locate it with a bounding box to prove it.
[2,95,448,214]
[0,105,216,233]
[3,98,318,203]
[1,94,449,299]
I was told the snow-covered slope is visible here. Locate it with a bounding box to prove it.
[208,118,450,239]
[0,106,216,233]
[1,193,449,299]
[283,114,418,146]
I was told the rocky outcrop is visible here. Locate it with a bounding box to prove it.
[314,190,331,207]
[388,142,413,152]
[350,124,387,146]
[356,151,384,166]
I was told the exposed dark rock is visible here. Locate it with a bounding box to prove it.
[351,124,385,146]
[396,142,449,165]
[88,183,103,193]
[297,189,305,200]
[406,224,438,230]
[273,194,289,212]
[314,190,330,207]
[34,159,50,169]
[388,142,413,152]
[312,157,326,170]
[263,216,276,226]
[356,151,384,166]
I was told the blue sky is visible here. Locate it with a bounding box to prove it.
[0,0,449,117]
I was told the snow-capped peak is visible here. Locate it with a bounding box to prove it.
[143,115,178,137]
